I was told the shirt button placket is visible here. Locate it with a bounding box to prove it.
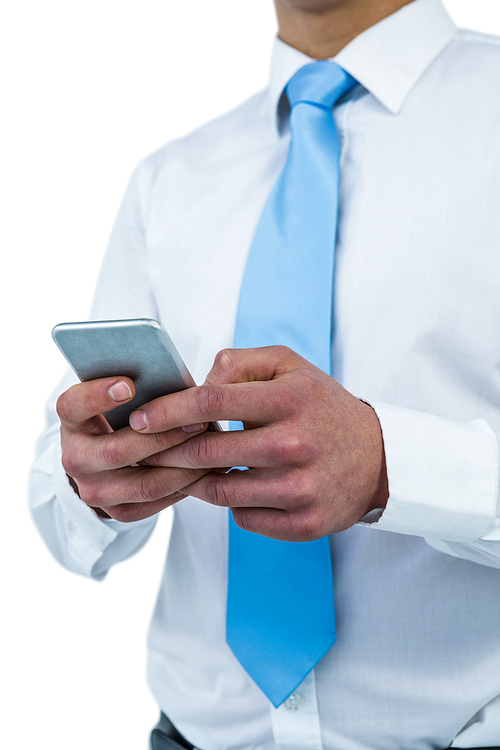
[284,692,302,712]
[270,670,324,750]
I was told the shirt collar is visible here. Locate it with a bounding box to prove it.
[268,0,457,133]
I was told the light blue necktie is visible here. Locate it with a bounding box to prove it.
[227,62,357,708]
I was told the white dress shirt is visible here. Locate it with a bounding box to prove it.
[29,0,500,747]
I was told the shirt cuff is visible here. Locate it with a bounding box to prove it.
[359,402,499,542]
[51,442,155,571]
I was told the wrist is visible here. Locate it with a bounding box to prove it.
[360,400,389,515]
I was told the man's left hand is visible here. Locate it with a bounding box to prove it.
[130,346,388,541]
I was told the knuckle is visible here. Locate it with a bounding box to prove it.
[269,344,300,370]
[205,477,232,507]
[272,344,293,359]
[100,435,124,468]
[272,431,309,465]
[185,433,213,467]
[285,469,316,505]
[57,383,104,423]
[137,471,163,503]
[78,481,100,507]
[214,348,237,372]
[56,390,73,422]
[61,447,79,478]
[194,384,225,420]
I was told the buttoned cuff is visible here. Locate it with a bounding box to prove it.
[51,442,156,573]
[51,443,119,569]
[359,402,499,542]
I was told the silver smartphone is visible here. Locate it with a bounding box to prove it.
[52,318,216,431]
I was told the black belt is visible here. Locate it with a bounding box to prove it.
[150,713,198,750]
[150,713,500,750]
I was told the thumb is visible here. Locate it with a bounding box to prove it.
[204,345,305,386]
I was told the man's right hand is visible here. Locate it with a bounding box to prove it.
[56,377,210,522]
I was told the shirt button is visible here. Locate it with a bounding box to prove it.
[284,692,302,712]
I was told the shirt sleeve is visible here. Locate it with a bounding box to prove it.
[28,156,164,580]
[359,401,500,569]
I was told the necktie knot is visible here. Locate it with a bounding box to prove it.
[286,60,357,110]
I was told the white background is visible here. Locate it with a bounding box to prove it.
[1,1,499,748]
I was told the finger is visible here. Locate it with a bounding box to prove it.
[63,423,208,475]
[129,379,296,434]
[140,425,307,471]
[205,345,307,385]
[95,495,188,524]
[79,464,211,508]
[188,471,320,541]
[230,506,299,542]
[185,467,310,511]
[57,377,136,433]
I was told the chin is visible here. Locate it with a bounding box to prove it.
[278,0,347,10]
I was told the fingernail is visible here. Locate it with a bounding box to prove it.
[130,409,148,431]
[181,423,204,434]
[109,380,132,402]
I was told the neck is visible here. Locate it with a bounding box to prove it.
[273,0,414,59]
